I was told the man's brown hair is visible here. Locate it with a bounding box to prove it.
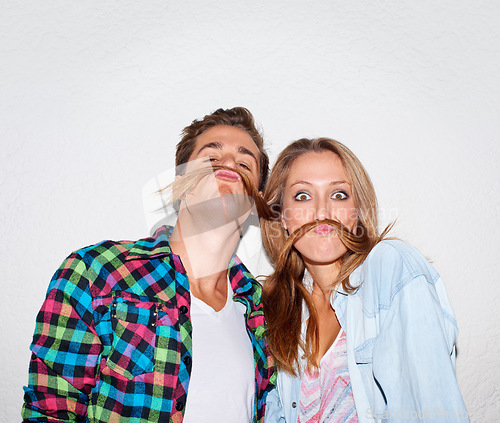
[175,107,269,191]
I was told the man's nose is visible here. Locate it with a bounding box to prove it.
[220,154,237,169]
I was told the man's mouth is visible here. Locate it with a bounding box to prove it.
[313,224,334,236]
[213,169,241,182]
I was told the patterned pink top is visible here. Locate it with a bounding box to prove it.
[298,329,358,423]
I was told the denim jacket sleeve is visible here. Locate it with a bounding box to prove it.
[359,240,469,422]
[264,386,285,422]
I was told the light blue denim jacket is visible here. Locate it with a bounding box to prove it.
[265,240,469,423]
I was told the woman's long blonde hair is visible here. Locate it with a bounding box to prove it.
[261,138,387,374]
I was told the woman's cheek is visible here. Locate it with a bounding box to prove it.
[333,207,358,230]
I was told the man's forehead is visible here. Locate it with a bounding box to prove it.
[192,126,260,160]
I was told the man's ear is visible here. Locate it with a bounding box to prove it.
[280,214,288,231]
[173,174,182,197]
[250,191,264,216]
[172,174,184,212]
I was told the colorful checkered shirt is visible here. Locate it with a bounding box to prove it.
[22,226,275,422]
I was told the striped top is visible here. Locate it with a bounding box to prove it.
[298,329,358,423]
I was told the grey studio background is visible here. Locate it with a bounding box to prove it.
[1,1,499,421]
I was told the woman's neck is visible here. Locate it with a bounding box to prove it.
[305,261,341,299]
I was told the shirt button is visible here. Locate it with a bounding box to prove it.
[183,356,192,366]
[150,321,156,327]
[179,305,188,314]
[292,402,297,408]
[175,401,184,411]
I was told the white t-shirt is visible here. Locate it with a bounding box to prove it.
[183,279,255,423]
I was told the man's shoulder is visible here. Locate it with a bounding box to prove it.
[72,225,173,264]
[51,226,175,297]
[72,238,135,262]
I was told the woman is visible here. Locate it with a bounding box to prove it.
[262,138,468,422]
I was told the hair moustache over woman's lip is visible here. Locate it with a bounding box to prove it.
[289,220,351,239]
[274,219,372,274]
[314,224,335,235]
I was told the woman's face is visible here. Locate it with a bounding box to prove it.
[281,150,358,267]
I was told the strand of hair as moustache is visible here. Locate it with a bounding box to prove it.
[159,165,278,220]
[274,219,372,275]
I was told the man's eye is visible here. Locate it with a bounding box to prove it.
[294,192,311,201]
[238,163,250,170]
[203,157,218,163]
[332,191,348,200]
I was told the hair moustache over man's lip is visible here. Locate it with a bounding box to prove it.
[213,168,242,182]
[210,165,278,220]
[164,164,278,220]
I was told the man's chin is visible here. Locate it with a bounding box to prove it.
[216,183,235,196]
[183,194,253,234]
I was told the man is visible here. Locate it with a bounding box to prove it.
[22,107,275,422]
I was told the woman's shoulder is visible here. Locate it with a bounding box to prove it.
[350,239,441,295]
[367,239,438,277]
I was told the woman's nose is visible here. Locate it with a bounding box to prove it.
[315,199,329,221]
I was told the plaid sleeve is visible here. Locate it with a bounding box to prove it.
[22,252,101,422]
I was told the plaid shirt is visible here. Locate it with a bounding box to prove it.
[22,226,275,422]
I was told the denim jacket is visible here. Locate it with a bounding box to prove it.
[265,240,469,423]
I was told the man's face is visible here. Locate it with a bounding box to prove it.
[187,125,260,193]
[180,125,261,226]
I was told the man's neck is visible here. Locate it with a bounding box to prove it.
[169,215,241,311]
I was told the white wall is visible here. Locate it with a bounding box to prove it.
[1,1,499,421]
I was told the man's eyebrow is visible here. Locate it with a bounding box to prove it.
[196,142,222,155]
[238,146,258,166]
[196,142,259,167]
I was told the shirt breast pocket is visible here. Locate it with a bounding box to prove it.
[107,295,157,380]
[354,338,374,365]
[354,338,387,411]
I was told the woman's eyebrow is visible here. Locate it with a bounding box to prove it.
[289,180,349,187]
[330,180,350,186]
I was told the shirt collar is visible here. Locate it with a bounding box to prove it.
[126,225,174,260]
[302,268,352,304]
[228,255,258,297]
[126,225,256,297]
